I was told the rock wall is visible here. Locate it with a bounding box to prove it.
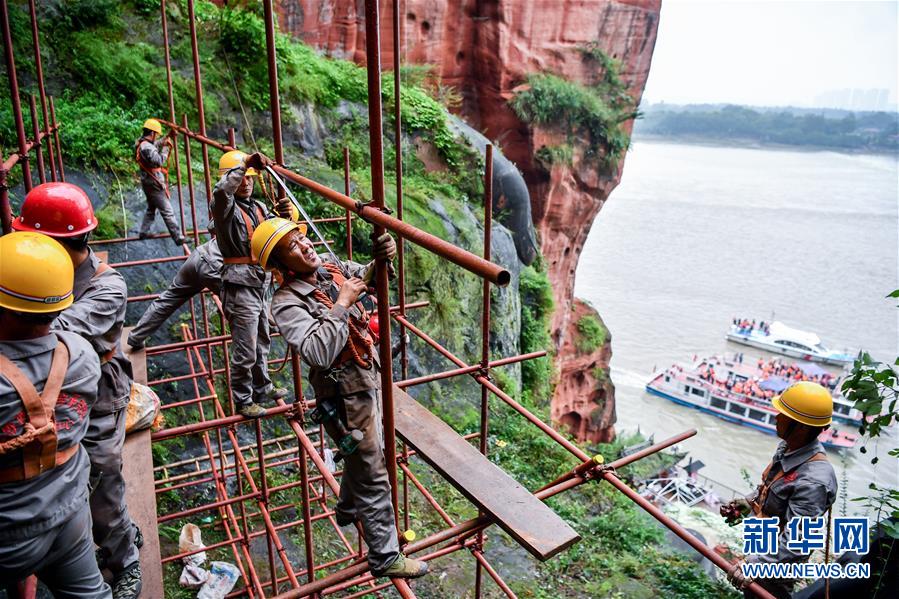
[276,0,661,442]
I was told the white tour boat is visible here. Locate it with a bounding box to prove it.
[646,357,858,450]
[726,320,854,366]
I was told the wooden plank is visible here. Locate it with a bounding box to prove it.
[121,328,164,598]
[393,386,581,561]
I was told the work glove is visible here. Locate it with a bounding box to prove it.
[372,233,397,261]
[275,197,293,219]
[720,497,752,525]
[727,561,753,591]
[245,152,273,172]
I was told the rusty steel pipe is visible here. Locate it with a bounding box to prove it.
[48,97,64,181]
[362,0,401,527]
[182,114,202,245]
[1,0,33,193]
[28,0,56,182]
[151,404,294,441]
[343,147,353,259]
[185,0,213,209]
[536,428,697,494]
[28,96,45,184]
[291,354,316,585]
[397,350,547,388]
[262,0,284,168]
[160,0,186,237]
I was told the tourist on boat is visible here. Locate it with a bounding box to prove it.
[721,382,837,598]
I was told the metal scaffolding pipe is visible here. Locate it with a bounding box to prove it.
[48,96,64,180]
[1,0,33,198]
[27,96,45,184]
[28,0,56,182]
[363,0,400,529]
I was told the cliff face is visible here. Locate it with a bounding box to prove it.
[277,0,661,443]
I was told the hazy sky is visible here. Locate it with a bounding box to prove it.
[642,0,899,108]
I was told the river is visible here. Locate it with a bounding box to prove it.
[575,139,898,516]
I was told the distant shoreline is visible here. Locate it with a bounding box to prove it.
[632,133,899,158]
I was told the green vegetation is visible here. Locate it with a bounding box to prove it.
[575,313,608,354]
[512,48,638,168]
[535,143,574,166]
[0,1,735,595]
[637,104,899,152]
[520,263,555,406]
[839,289,899,595]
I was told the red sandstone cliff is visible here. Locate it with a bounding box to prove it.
[276,0,661,443]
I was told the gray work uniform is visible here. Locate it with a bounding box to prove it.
[0,331,111,598]
[136,136,182,242]
[271,259,400,573]
[744,439,837,599]
[52,249,139,575]
[212,165,274,407]
[128,240,223,346]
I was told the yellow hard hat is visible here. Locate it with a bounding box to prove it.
[219,150,257,177]
[143,118,163,134]
[0,232,74,313]
[250,217,308,270]
[772,381,833,427]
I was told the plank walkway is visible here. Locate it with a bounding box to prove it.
[121,327,165,598]
[393,385,581,561]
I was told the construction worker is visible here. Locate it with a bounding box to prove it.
[136,118,184,246]
[0,232,110,598]
[212,150,291,418]
[13,183,141,599]
[721,382,837,598]
[251,217,429,579]
[127,239,222,349]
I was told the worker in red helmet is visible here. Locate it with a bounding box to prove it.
[136,118,184,245]
[0,232,109,597]
[13,182,142,599]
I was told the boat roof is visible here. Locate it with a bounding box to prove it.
[768,321,822,347]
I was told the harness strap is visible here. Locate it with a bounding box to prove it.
[0,339,71,481]
[135,138,171,198]
[753,452,829,518]
[224,203,266,265]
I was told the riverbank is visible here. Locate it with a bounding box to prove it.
[632,132,899,157]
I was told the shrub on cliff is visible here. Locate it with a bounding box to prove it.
[511,48,639,169]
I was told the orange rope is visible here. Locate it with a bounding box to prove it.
[0,422,54,455]
[312,263,373,369]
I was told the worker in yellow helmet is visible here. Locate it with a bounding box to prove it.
[0,232,110,597]
[722,382,837,598]
[212,150,292,418]
[136,118,184,245]
[250,217,429,579]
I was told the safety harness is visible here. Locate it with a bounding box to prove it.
[222,203,266,266]
[751,452,829,521]
[311,263,374,370]
[135,137,171,198]
[0,337,75,484]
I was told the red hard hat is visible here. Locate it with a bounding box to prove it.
[369,314,380,341]
[13,182,97,237]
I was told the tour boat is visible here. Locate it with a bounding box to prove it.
[646,359,858,450]
[726,320,854,366]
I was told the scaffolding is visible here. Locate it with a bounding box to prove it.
[0,1,775,598]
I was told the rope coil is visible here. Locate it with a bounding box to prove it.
[313,262,373,370]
